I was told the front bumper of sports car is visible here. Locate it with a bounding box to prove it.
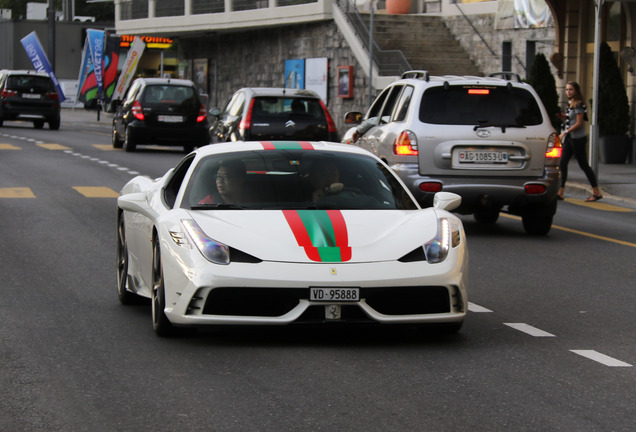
[161,246,467,327]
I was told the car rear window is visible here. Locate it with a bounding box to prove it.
[419,85,543,126]
[251,97,326,123]
[7,75,54,92]
[141,85,197,106]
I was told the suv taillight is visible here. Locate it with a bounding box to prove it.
[197,104,207,123]
[319,100,338,133]
[393,131,418,155]
[1,89,17,98]
[239,98,256,132]
[131,100,144,121]
[545,132,562,165]
[45,91,59,101]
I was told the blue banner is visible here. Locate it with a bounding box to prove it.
[87,29,105,101]
[20,31,66,102]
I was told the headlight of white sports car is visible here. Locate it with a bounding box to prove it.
[423,218,460,263]
[181,219,230,265]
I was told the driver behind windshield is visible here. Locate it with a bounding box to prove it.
[199,160,246,204]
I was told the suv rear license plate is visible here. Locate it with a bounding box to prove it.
[21,93,41,99]
[158,115,184,123]
[458,150,508,163]
[310,287,359,302]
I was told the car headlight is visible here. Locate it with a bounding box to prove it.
[181,219,230,265]
[423,218,460,263]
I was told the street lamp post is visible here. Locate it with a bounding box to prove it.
[590,0,603,176]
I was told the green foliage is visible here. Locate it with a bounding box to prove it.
[0,0,113,21]
[597,41,630,136]
[527,53,561,131]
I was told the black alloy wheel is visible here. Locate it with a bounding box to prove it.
[116,215,136,304]
[151,235,173,336]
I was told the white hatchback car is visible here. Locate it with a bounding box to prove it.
[344,71,562,235]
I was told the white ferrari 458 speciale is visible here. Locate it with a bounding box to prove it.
[117,141,467,336]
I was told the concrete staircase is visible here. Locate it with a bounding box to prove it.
[363,13,483,77]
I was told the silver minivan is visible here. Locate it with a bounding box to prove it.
[344,71,562,235]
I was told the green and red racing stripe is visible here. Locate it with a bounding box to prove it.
[282,209,352,262]
[261,141,314,150]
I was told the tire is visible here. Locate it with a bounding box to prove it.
[34,120,44,129]
[112,123,123,148]
[152,236,173,336]
[473,208,500,224]
[123,128,137,152]
[116,215,137,304]
[48,116,60,130]
[522,200,556,235]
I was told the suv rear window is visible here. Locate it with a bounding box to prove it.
[252,97,326,123]
[419,86,543,126]
[7,75,54,92]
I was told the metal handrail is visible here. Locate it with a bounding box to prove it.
[335,0,411,76]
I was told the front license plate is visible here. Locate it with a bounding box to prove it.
[310,287,360,302]
[157,115,184,123]
[458,150,508,163]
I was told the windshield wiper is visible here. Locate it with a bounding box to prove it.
[190,203,246,210]
[473,123,526,132]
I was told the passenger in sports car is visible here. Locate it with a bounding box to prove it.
[198,160,247,204]
[308,160,344,202]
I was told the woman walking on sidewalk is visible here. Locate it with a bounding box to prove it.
[558,81,603,202]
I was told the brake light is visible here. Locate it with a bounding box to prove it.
[525,184,547,194]
[45,91,59,101]
[393,131,418,155]
[131,100,144,121]
[319,100,338,133]
[419,182,443,193]
[468,89,490,95]
[1,89,17,98]
[545,133,562,164]
[196,104,207,123]
[239,98,256,131]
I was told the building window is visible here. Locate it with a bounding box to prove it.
[120,0,149,20]
[156,0,185,17]
[502,41,512,72]
[278,0,317,5]
[193,0,225,14]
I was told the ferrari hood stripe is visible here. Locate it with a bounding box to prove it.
[282,210,352,262]
[261,141,314,150]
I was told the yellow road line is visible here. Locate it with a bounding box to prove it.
[73,187,119,198]
[564,197,633,212]
[37,143,71,150]
[93,144,118,151]
[0,143,21,150]
[0,187,35,198]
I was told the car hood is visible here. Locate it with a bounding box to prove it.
[185,209,440,263]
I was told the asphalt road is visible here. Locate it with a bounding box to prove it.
[1,120,635,432]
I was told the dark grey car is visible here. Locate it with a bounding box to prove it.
[344,71,562,235]
[209,88,338,143]
[0,70,61,130]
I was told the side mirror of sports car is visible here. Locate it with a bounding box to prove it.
[118,193,158,220]
[433,192,461,212]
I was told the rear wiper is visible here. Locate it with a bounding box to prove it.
[473,123,526,132]
[190,203,246,210]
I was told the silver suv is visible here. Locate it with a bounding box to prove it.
[343,71,562,235]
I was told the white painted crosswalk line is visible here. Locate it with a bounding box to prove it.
[504,323,555,337]
[570,350,632,367]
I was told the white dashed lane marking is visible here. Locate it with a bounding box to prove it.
[468,302,492,313]
[504,323,556,337]
[570,350,632,367]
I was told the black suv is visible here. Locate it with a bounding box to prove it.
[209,88,338,143]
[111,78,209,153]
[0,70,61,130]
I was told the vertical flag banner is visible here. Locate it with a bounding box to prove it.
[87,29,105,101]
[111,36,145,101]
[75,37,92,105]
[103,32,121,104]
[20,31,66,102]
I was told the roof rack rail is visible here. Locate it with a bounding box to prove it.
[401,70,430,82]
[488,72,522,82]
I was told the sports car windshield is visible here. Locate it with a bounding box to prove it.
[183,150,418,210]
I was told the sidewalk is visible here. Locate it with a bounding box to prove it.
[60,107,636,205]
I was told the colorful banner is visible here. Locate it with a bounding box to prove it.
[86,29,105,100]
[20,31,66,102]
[111,36,145,101]
[76,31,120,107]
